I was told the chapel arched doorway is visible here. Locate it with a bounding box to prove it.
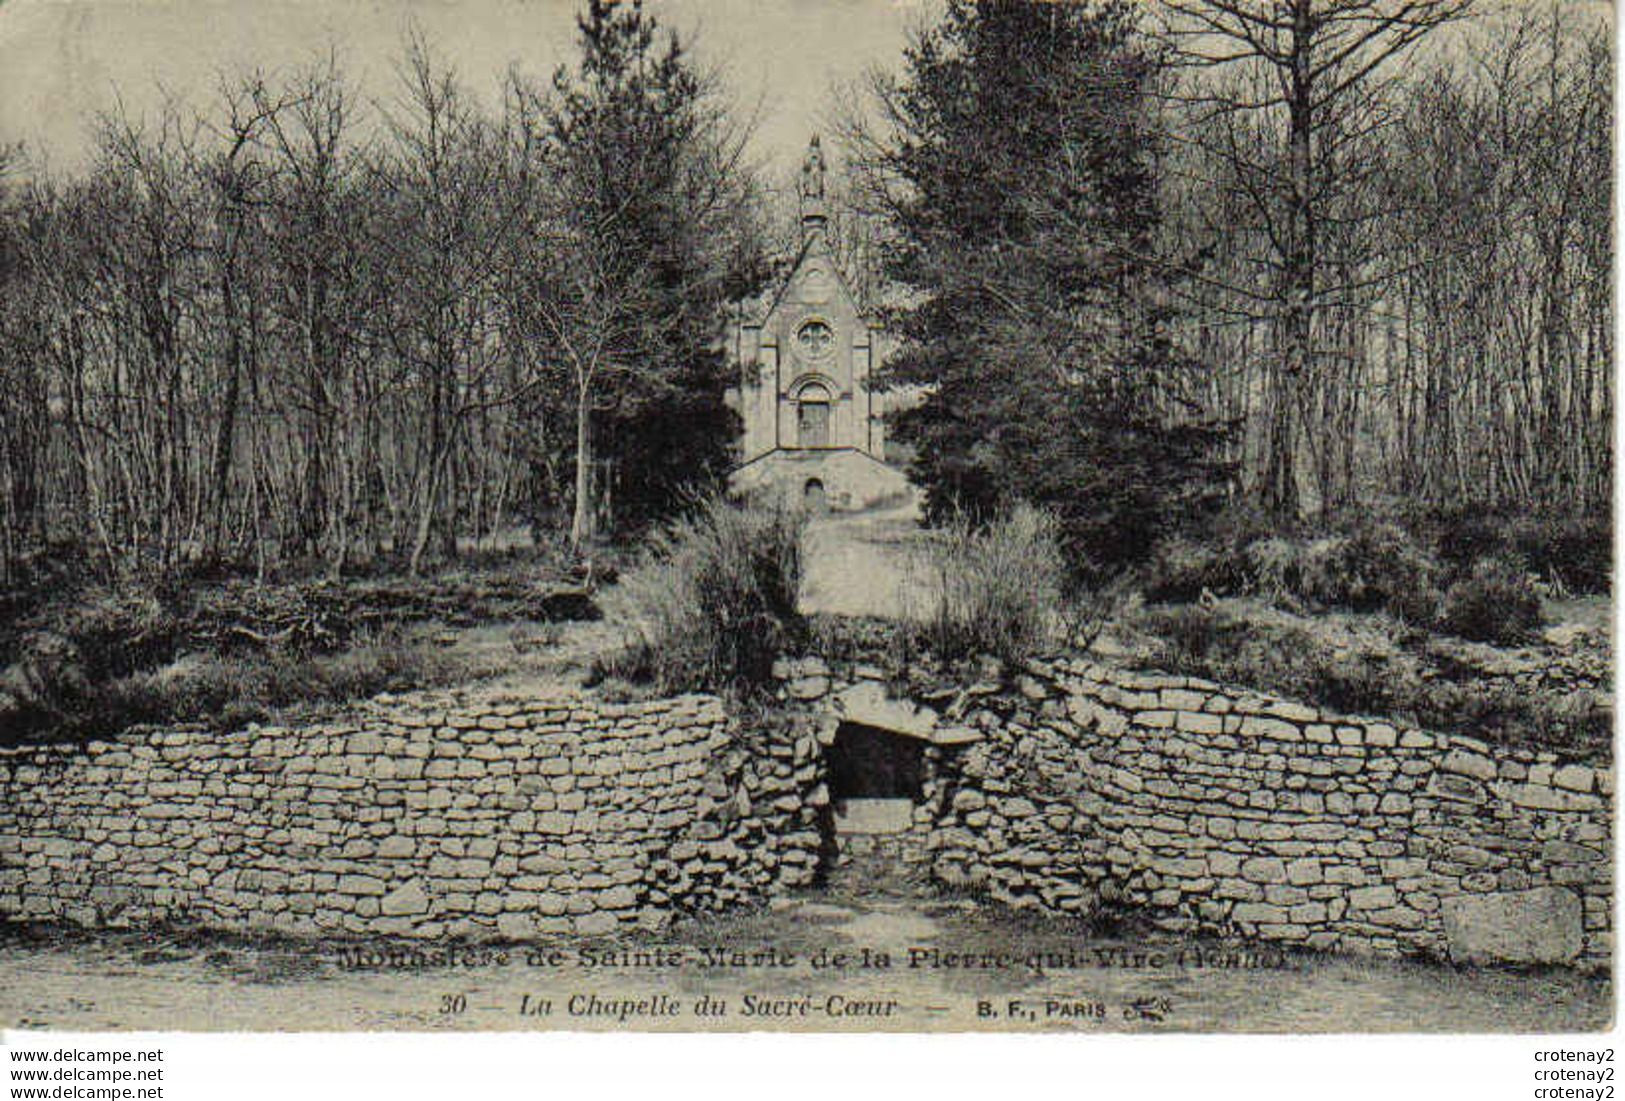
[796,383,832,448]
[803,478,828,513]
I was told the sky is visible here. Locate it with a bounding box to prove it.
[0,0,932,177]
[1,0,1606,181]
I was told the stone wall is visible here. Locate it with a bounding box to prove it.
[0,687,825,939]
[2,651,1611,970]
[902,658,1612,970]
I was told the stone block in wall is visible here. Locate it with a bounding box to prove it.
[1263,700,1318,723]
[1508,783,1602,813]
[832,681,940,739]
[1367,905,1425,930]
[1426,772,1486,805]
[787,676,829,700]
[1240,857,1287,884]
[1441,749,1496,783]
[1285,858,1322,885]
[1175,712,1223,735]
[1442,887,1583,965]
[1239,716,1299,742]
[1542,840,1606,865]
[1553,765,1597,794]
[1231,902,1290,924]
[1348,885,1397,911]
[1159,688,1209,712]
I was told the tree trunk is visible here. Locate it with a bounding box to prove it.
[408,443,446,578]
[570,386,594,552]
[209,233,243,562]
[1262,0,1317,524]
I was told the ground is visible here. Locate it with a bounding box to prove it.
[798,496,931,619]
[1,874,1609,1033]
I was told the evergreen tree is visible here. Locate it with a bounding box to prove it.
[860,0,1231,579]
[536,0,765,547]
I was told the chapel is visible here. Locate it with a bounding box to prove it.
[726,137,911,512]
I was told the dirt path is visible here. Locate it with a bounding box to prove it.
[798,497,934,620]
[1,886,1608,1033]
[420,494,937,689]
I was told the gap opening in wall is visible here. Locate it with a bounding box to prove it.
[826,721,922,836]
[803,477,827,513]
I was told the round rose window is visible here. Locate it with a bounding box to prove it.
[796,320,835,360]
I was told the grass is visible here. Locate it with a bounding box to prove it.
[0,544,599,746]
[595,497,807,695]
[2,628,474,745]
[902,504,1068,666]
[1131,598,1611,757]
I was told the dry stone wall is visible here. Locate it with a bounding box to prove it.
[1,649,1610,971]
[910,657,1612,970]
[0,688,824,940]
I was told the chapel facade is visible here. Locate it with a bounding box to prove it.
[726,137,911,512]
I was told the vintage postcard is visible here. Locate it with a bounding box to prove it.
[0,0,1612,1053]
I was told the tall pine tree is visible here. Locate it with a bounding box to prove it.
[859,0,1231,579]
[536,0,765,548]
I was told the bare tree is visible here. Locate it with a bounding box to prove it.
[1162,0,1472,519]
[193,73,293,562]
[0,144,51,582]
[370,34,528,574]
[1377,3,1611,521]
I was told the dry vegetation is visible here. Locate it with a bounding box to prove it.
[0,545,600,745]
[902,504,1069,665]
[1123,510,1612,756]
[1130,598,1610,756]
[594,498,807,695]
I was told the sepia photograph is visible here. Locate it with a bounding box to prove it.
[0,0,1612,1060]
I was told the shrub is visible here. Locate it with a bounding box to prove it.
[907,504,1066,665]
[1143,603,1222,669]
[1507,515,1612,595]
[1137,602,1605,755]
[1137,604,1376,713]
[1298,536,1356,602]
[599,498,806,694]
[1242,536,1301,602]
[1299,522,1440,624]
[1,628,447,746]
[1143,513,1443,620]
[58,587,181,677]
[1440,557,1545,645]
[1141,535,1232,603]
[1431,508,1611,595]
[1430,508,1508,581]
